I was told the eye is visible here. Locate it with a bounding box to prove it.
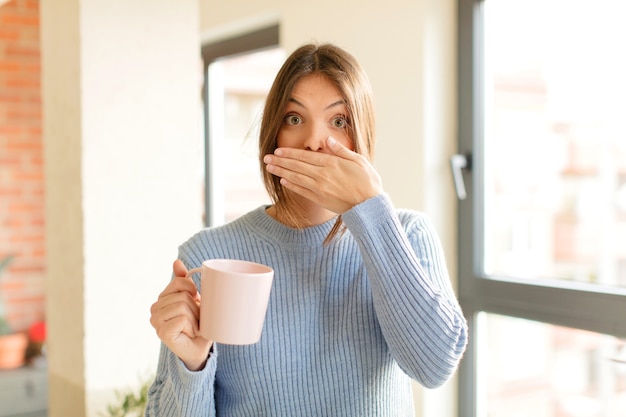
[284,114,302,126]
[331,115,348,129]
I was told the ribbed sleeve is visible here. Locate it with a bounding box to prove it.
[145,194,467,416]
[342,193,468,388]
[145,344,217,417]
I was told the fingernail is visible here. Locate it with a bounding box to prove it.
[274,148,283,156]
[263,155,272,164]
[327,136,337,146]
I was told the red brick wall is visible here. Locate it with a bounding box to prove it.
[0,0,44,332]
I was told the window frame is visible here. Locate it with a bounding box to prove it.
[456,0,626,415]
[201,25,279,227]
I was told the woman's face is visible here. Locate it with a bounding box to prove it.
[277,74,354,152]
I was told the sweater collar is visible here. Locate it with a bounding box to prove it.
[242,206,339,247]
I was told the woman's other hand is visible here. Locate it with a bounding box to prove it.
[150,260,213,371]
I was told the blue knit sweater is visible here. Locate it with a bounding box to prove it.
[146,193,467,416]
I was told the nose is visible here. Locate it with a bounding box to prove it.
[303,121,329,152]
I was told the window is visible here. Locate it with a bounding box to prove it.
[457,1,626,415]
[201,26,284,226]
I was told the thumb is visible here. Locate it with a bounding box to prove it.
[173,260,200,301]
[173,259,188,278]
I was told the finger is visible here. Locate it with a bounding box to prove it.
[326,136,355,159]
[153,303,200,334]
[172,259,202,302]
[151,302,200,341]
[173,259,188,278]
[278,176,315,199]
[264,149,336,185]
[271,147,329,166]
[265,161,319,189]
[156,314,199,340]
[157,276,199,302]
[152,291,201,321]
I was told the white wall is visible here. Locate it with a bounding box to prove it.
[199,1,460,416]
[42,0,203,415]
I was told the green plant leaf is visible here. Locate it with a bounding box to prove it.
[99,374,154,417]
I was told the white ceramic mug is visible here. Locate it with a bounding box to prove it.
[185,259,274,345]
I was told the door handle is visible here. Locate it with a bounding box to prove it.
[450,153,472,200]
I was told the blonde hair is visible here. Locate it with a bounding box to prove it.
[259,43,376,244]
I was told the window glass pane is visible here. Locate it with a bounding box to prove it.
[482,0,626,286]
[478,313,626,417]
[207,48,285,225]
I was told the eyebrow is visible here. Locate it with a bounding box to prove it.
[288,97,346,111]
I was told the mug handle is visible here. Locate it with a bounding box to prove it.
[185,267,204,280]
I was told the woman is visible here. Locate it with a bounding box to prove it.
[146,43,467,417]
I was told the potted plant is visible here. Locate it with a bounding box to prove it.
[102,374,154,417]
[0,255,29,369]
